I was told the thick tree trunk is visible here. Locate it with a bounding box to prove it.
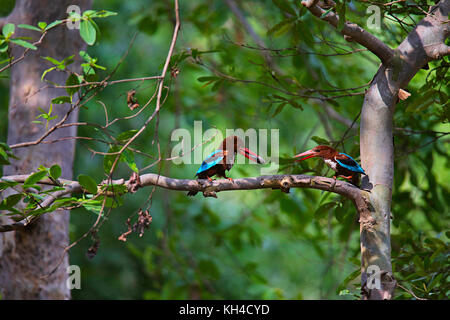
[0,0,91,299]
[359,0,449,299]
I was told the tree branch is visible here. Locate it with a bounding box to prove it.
[357,0,449,301]
[300,1,395,64]
[0,173,366,232]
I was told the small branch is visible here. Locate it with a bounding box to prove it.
[51,75,163,89]
[0,27,50,74]
[224,0,266,49]
[396,282,427,300]
[324,105,354,127]
[301,1,395,64]
[231,40,368,57]
[107,0,181,177]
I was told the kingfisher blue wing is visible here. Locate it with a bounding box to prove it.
[335,153,366,174]
[195,150,225,176]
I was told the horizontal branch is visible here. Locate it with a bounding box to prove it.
[136,173,362,198]
[0,173,365,232]
[301,1,395,64]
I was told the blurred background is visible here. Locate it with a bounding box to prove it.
[0,0,448,299]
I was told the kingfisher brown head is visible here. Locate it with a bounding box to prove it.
[222,136,265,164]
[294,145,337,161]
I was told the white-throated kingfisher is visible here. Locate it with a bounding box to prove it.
[294,145,366,186]
[187,136,265,196]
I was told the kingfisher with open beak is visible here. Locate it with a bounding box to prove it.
[187,136,265,196]
[294,145,366,186]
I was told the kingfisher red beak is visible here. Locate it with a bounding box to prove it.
[294,149,318,161]
[240,148,265,164]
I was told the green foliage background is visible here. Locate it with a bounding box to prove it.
[0,0,448,299]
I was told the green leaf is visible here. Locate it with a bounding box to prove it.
[211,79,224,92]
[405,90,435,113]
[9,39,37,50]
[336,268,360,294]
[103,195,123,208]
[2,23,15,38]
[61,55,75,65]
[45,20,63,30]
[24,170,48,187]
[272,102,286,117]
[79,19,96,45]
[93,10,117,18]
[0,41,9,53]
[38,22,47,30]
[101,184,128,195]
[0,180,19,191]
[41,66,56,81]
[89,19,100,35]
[43,56,62,65]
[288,100,303,110]
[123,149,139,173]
[0,57,11,65]
[272,0,296,16]
[267,18,296,37]
[65,73,80,97]
[0,194,23,210]
[336,0,347,32]
[116,130,138,141]
[78,174,98,194]
[0,146,10,164]
[197,76,219,83]
[82,10,97,18]
[311,136,330,145]
[49,165,62,180]
[51,96,71,104]
[103,145,122,174]
[18,24,42,32]
[413,255,425,271]
[314,202,337,218]
[79,50,91,62]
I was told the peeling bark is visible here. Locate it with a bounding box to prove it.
[359,0,449,300]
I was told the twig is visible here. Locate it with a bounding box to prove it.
[301,1,394,64]
[107,0,181,177]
